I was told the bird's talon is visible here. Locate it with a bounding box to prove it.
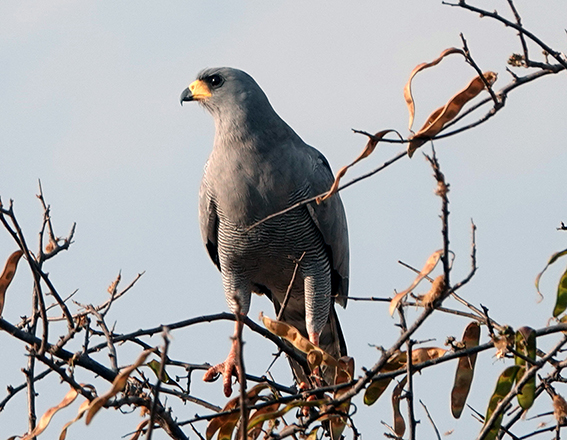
[203,363,224,382]
[202,358,240,397]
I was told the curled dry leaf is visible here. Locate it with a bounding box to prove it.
[407,71,498,157]
[261,313,339,368]
[392,376,408,437]
[21,387,79,440]
[86,349,152,425]
[405,47,465,131]
[389,249,444,315]
[553,394,567,424]
[59,399,92,440]
[451,322,481,419]
[534,248,567,302]
[0,250,24,316]
[317,129,401,203]
[128,419,150,440]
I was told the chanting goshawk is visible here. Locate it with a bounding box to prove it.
[180,67,349,396]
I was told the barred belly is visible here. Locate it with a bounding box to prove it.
[216,203,332,337]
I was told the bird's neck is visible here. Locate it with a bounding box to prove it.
[213,108,293,152]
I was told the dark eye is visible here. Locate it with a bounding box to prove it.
[208,74,224,88]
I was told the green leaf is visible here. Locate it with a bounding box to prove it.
[553,268,567,318]
[147,360,172,383]
[364,378,393,406]
[483,366,521,440]
[515,327,536,410]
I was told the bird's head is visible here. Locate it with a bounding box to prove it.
[180,67,275,124]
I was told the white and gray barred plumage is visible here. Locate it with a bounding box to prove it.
[182,67,349,378]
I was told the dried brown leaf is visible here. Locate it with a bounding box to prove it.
[405,47,465,131]
[389,249,444,315]
[407,71,498,157]
[392,376,408,437]
[554,394,567,424]
[59,399,92,440]
[21,387,79,440]
[128,419,150,440]
[411,347,447,363]
[328,357,355,440]
[86,350,151,425]
[247,402,281,440]
[261,313,339,368]
[0,250,24,316]
[206,383,269,440]
[422,275,445,308]
[451,322,481,418]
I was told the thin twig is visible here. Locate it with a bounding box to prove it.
[277,252,305,321]
[460,33,500,106]
[86,305,118,372]
[420,400,441,440]
[147,329,170,440]
[24,356,37,436]
[398,307,416,440]
[424,147,451,298]
[443,0,567,69]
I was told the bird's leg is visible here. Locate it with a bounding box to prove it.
[308,332,320,347]
[202,320,243,397]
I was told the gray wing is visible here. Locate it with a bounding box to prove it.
[199,164,220,270]
[304,147,350,308]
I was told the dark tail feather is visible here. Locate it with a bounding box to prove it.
[318,303,347,386]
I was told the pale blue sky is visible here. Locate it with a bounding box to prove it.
[1,1,567,438]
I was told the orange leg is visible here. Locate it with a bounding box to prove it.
[202,320,243,397]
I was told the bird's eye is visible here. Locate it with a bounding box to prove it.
[208,74,224,88]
